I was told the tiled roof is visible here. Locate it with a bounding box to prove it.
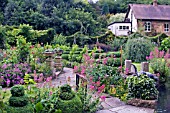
[129,4,170,20]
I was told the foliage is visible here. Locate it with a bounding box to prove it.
[0,63,31,87]
[108,13,126,24]
[161,37,170,51]
[3,24,55,46]
[52,34,68,45]
[5,85,34,113]
[107,37,128,51]
[56,84,83,113]
[23,74,36,85]
[109,74,128,101]
[127,75,158,100]
[16,36,31,62]
[101,3,109,15]
[150,33,168,47]
[77,85,100,113]
[68,45,78,62]
[5,104,34,113]
[59,84,74,100]
[125,37,153,62]
[2,0,104,37]
[9,96,29,107]
[0,86,6,113]
[0,26,6,49]
[146,47,170,83]
[10,85,25,97]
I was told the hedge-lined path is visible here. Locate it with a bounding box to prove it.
[53,67,155,113]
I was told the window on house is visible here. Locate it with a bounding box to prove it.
[145,22,151,32]
[164,23,169,32]
[119,26,129,30]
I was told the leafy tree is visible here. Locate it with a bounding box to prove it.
[101,3,109,15]
[108,13,126,24]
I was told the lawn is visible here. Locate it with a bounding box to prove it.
[133,62,154,73]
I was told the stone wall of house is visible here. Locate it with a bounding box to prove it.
[137,20,170,36]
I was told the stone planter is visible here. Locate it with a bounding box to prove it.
[127,98,157,109]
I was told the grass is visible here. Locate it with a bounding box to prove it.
[133,62,154,73]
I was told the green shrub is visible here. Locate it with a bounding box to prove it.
[88,50,93,53]
[9,96,29,107]
[94,53,100,59]
[150,33,168,46]
[10,85,25,97]
[107,37,128,51]
[57,95,83,113]
[125,38,153,63]
[161,37,170,51]
[57,84,83,113]
[106,52,121,58]
[5,85,34,113]
[77,48,83,51]
[94,49,104,53]
[74,51,81,54]
[61,54,69,60]
[5,104,34,113]
[127,75,158,100]
[63,50,70,54]
[106,58,123,67]
[72,54,80,62]
[60,84,72,94]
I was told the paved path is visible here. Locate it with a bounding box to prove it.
[53,68,155,113]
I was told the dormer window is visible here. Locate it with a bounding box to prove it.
[145,22,151,32]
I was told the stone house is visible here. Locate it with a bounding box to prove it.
[108,0,170,36]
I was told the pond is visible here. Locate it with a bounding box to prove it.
[156,77,170,113]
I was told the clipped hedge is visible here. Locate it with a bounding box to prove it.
[62,54,69,60]
[106,52,121,58]
[106,58,124,67]
[74,51,81,54]
[94,53,100,59]
[63,50,70,54]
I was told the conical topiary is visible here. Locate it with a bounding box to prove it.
[5,85,34,113]
[56,84,83,113]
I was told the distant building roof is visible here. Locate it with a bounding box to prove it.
[108,22,131,26]
[126,4,170,20]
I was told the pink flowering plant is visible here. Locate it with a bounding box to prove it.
[146,47,170,82]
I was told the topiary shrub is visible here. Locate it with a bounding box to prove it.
[5,85,34,113]
[5,104,34,113]
[125,38,153,63]
[56,84,83,113]
[10,85,25,97]
[9,96,29,107]
[127,75,158,100]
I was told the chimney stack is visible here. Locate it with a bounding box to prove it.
[153,0,158,6]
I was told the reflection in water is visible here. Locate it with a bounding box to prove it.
[156,77,170,113]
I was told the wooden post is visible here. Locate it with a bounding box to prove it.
[120,46,123,73]
[76,74,80,91]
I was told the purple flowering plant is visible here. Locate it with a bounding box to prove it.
[0,62,31,87]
